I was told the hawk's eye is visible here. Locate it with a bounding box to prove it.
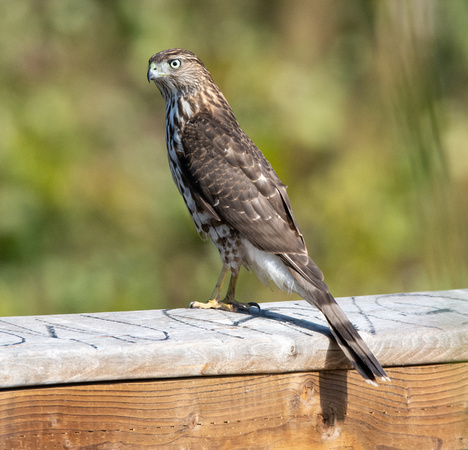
[169,59,181,69]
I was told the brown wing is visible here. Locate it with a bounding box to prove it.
[180,113,306,255]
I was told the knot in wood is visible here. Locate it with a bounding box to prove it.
[315,410,342,440]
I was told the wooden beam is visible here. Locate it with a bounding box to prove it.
[1,364,466,448]
[0,289,466,447]
[0,289,466,388]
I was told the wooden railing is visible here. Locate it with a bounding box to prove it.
[0,289,467,448]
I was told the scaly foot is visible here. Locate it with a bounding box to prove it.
[189,298,260,312]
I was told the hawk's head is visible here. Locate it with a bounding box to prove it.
[147,48,213,100]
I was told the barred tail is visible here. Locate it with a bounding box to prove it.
[307,287,389,385]
[281,254,389,385]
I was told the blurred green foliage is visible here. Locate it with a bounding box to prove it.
[1,1,467,316]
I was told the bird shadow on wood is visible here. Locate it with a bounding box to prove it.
[317,354,348,430]
[254,309,349,426]
[254,308,332,336]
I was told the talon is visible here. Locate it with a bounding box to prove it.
[233,302,250,312]
[248,302,261,311]
[222,298,260,313]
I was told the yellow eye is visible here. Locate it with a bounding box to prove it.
[169,59,181,69]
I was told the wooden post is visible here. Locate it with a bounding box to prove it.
[0,290,467,448]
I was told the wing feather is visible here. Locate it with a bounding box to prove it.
[180,113,306,255]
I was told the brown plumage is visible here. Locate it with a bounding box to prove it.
[148,48,389,384]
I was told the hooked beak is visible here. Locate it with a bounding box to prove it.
[147,67,155,83]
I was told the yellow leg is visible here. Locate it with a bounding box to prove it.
[189,269,259,312]
[189,266,229,310]
[210,266,229,301]
[220,271,259,312]
[224,270,238,302]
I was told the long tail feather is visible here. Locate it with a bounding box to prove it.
[307,288,389,384]
[282,254,389,384]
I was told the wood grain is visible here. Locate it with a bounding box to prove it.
[0,289,466,388]
[1,363,466,449]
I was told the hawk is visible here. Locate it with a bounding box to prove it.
[147,48,388,384]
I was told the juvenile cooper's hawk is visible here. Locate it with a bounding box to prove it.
[148,48,388,384]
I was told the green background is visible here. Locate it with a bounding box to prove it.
[1,1,467,316]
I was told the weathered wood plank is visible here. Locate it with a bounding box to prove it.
[0,363,466,449]
[0,289,467,388]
